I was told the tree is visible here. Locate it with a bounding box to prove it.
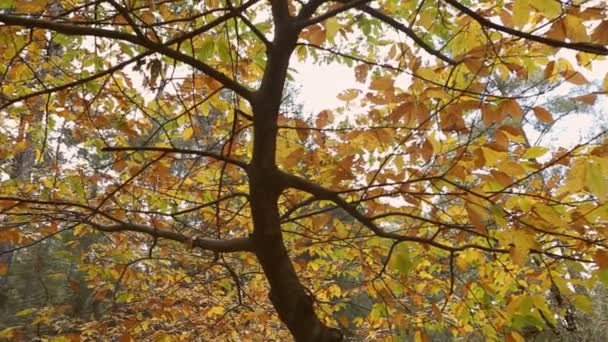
[1,0,608,340]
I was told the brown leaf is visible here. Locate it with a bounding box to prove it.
[546,18,566,41]
[532,106,554,124]
[355,64,369,83]
[594,251,608,269]
[421,138,434,162]
[561,70,589,85]
[573,93,597,105]
[315,110,334,127]
[591,21,608,45]
[499,99,524,120]
[370,76,394,91]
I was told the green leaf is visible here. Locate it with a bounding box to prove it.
[16,308,36,316]
[573,295,593,313]
[196,38,215,61]
[390,244,414,275]
[324,17,340,41]
[0,0,14,9]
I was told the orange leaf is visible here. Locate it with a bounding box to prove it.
[546,19,566,41]
[466,204,487,234]
[544,60,556,81]
[336,89,361,101]
[354,64,369,83]
[301,25,326,45]
[491,170,513,187]
[499,99,523,120]
[506,331,525,342]
[573,93,597,105]
[532,106,554,124]
[561,70,589,85]
[370,77,394,91]
[591,21,608,45]
[421,138,434,162]
[594,251,608,269]
[481,104,500,127]
[315,110,334,127]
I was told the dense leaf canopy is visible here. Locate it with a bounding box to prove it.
[1,0,608,340]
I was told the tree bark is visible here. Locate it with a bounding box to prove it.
[246,11,343,341]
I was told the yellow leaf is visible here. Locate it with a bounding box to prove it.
[414,330,429,342]
[513,0,530,28]
[14,140,29,153]
[183,127,194,140]
[15,0,48,12]
[565,15,588,41]
[521,146,549,159]
[207,306,225,316]
[324,17,340,41]
[0,327,18,339]
[510,230,536,265]
[16,308,36,316]
[497,161,526,177]
[370,76,394,91]
[566,159,586,192]
[336,89,361,101]
[530,0,562,20]
[505,295,525,319]
[576,52,594,69]
[586,158,608,201]
[481,147,503,167]
[532,106,554,124]
[533,203,565,228]
[603,72,608,93]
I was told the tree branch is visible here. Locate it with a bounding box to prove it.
[102,146,249,169]
[443,0,608,55]
[0,196,253,253]
[0,53,147,110]
[357,5,458,65]
[297,0,372,28]
[86,221,253,253]
[297,0,328,21]
[0,14,254,99]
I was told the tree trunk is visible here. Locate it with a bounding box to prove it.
[248,168,342,341]
[246,16,343,340]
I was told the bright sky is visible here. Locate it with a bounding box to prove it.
[293,53,607,149]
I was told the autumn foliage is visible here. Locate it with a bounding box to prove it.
[1,0,608,341]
